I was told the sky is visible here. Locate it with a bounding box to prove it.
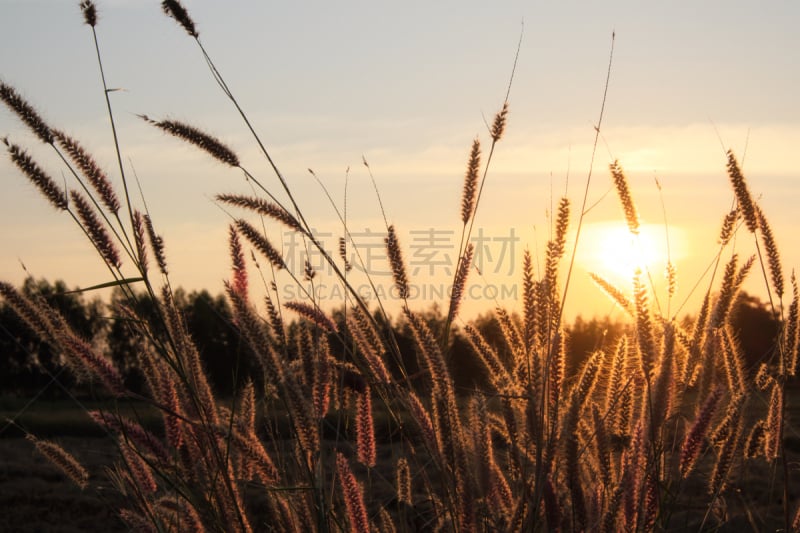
[0,1,798,322]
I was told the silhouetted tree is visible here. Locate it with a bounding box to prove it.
[728,291,781,375]
[107,287,249,396]
[106,287,164,394]
[565,315,628,378]
[0,278,104,397]
[181,289,247,396]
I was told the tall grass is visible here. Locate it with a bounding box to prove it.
[1,1,798,531]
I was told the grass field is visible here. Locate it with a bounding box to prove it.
[2,392,799,531]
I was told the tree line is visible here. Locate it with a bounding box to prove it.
[0,277,781,398]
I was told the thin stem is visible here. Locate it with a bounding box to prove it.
[557,31,615,329]
[89,27,135,252]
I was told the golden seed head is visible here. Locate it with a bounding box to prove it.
[491,102,509,142]
[726,150,758,233]
[610,160,640,235]
[461,138,481,224]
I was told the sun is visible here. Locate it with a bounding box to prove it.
[580,222,677,282]
[598,226,658,278]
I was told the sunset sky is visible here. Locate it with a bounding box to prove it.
[1,1,798,321]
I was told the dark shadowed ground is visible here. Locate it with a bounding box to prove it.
[0,437,125,532]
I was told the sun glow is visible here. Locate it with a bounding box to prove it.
[580,222,684,282]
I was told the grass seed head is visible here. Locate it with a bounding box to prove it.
[5,140,67,210]
[610,160,640,235]
[142,115,238,167]
[161,0,198,37]
[54,130,120,214]
[726,150,758,233]
[70,190,122,269]
[461,138,481,224]
[79,1,97,27]
[491,102,508,142]
[385,225,409,300]
[27,436,89,490]
[0,83,54,144]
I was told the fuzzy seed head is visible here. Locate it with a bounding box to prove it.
[303,259,316,282]
[756,206,783,298]
[336,453,370,533]
[385,225,409,300]
[235,219,285,270]
[590,272,634,315]
[680,387,723,477]
[726,150,758,233]
[161,0,198,37]
[143,214,168,275]
[0,83,54,144]
[610,160,640,235]
[80,1,97,26]
[70,190,122,269]
[788,273,800,376]
[229,224,248,297]
[216,194,303,233]
[355,386,376,467]
[396,457,412,504]
[27,435,89,489]
[448,243,474,323]
[5,141,66,210]
[142,116,238,166]
[461,138,481,224]
[744,420,767,459]
[54,130,120,213]
[284,301,337,333]
[718,209,739,245]
[666,261,677,298]
[491,102,508,142]
[338,236,353,272]
[633,270,656,377]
